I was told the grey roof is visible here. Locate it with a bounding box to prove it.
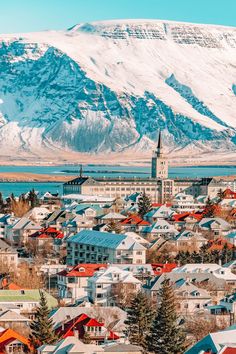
[0,239,16,253]
[0,309,30,322]
[50,306,127,328]
[11,217,31,230]
[68,230,127,249]
[103,344,142,352]
[146,272,226,292]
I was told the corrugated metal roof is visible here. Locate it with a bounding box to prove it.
[68,230,126,249]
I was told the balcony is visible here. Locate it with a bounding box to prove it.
[122,253,133,259]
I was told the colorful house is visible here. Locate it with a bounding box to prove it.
[55,313,119,344]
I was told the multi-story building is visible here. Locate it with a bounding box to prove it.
[87,266,141,306]
[66,230,146,266]
[0,239,18,269]
[63,131,211,203]
[172,193,206,212]
[57,264,108,300]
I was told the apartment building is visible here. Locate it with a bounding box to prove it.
[66,230,146,266]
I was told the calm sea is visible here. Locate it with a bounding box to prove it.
[0,164,235,197]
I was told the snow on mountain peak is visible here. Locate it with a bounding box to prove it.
[0,19,235,161]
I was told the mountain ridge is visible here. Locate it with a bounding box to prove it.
[0,19,236,162]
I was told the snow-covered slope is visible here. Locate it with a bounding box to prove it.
[0,19,236,161]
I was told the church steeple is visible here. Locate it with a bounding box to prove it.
[151,130,168,179]
[156,130,163,156]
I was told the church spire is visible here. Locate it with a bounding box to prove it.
[151,129,168,179]
[79,164,83,178]
[157,130,162,149]
[156,130,163,156]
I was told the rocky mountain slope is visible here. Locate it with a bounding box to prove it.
[0,19,236,162]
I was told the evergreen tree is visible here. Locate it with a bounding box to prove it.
[125,291,155,349]
[217,188,225,201]
[106,220,122,234]
[204,197,215,217]
[29,290,58,352]
[28,189,39,208]
[138,192,152,218]
[0,192,4,212]
[148,279,186,354]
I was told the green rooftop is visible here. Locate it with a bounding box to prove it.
[0,290,57,309]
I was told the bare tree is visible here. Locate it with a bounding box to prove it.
[110,282,138,309]
[185,316,228,344]
[11,262,45,289]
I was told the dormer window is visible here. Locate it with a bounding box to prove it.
[79,267,85,272]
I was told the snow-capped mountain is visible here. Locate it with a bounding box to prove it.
[0,19,236,161]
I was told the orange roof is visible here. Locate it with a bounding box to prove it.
[30,226,64,239]
[173,212,203,222]
[0,328,30,352]
[7,283,22,290]
[221,348,236,354]
[151,263,177,275]
[58,264,108,277]
[1,279,25,290]
[152,203,172,207]
[120,214,150,226]
[208,238,234,251]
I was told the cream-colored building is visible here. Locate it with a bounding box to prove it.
[63,132,211,203]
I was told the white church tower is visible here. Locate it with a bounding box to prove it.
[151,131,168,179]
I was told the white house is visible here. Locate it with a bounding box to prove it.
[198,217,231,237]
[172,264,236,285]
[142,219,178,239]
[87,266,141,306]
[144,205,175,222]
[174,279,212,315]
[57,264,108,300]
[24,207,50,222]
[172,193,205,212]
[0,239,18,269]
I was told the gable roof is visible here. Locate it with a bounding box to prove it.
[0,328,29,352]
[50,306,127,328]
[0,309,30,322]
[56,313,119,340]
[120,214,150,226]
[58,264,108,277]
[186,328,236,354]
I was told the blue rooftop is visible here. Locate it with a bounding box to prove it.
[68,230,127,249]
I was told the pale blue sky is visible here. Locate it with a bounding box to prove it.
[0,0,235,33]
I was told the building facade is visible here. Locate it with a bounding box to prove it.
[66,230,146,266]
[63,132,211,203]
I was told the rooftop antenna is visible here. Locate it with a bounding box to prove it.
[80,164,83,178]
